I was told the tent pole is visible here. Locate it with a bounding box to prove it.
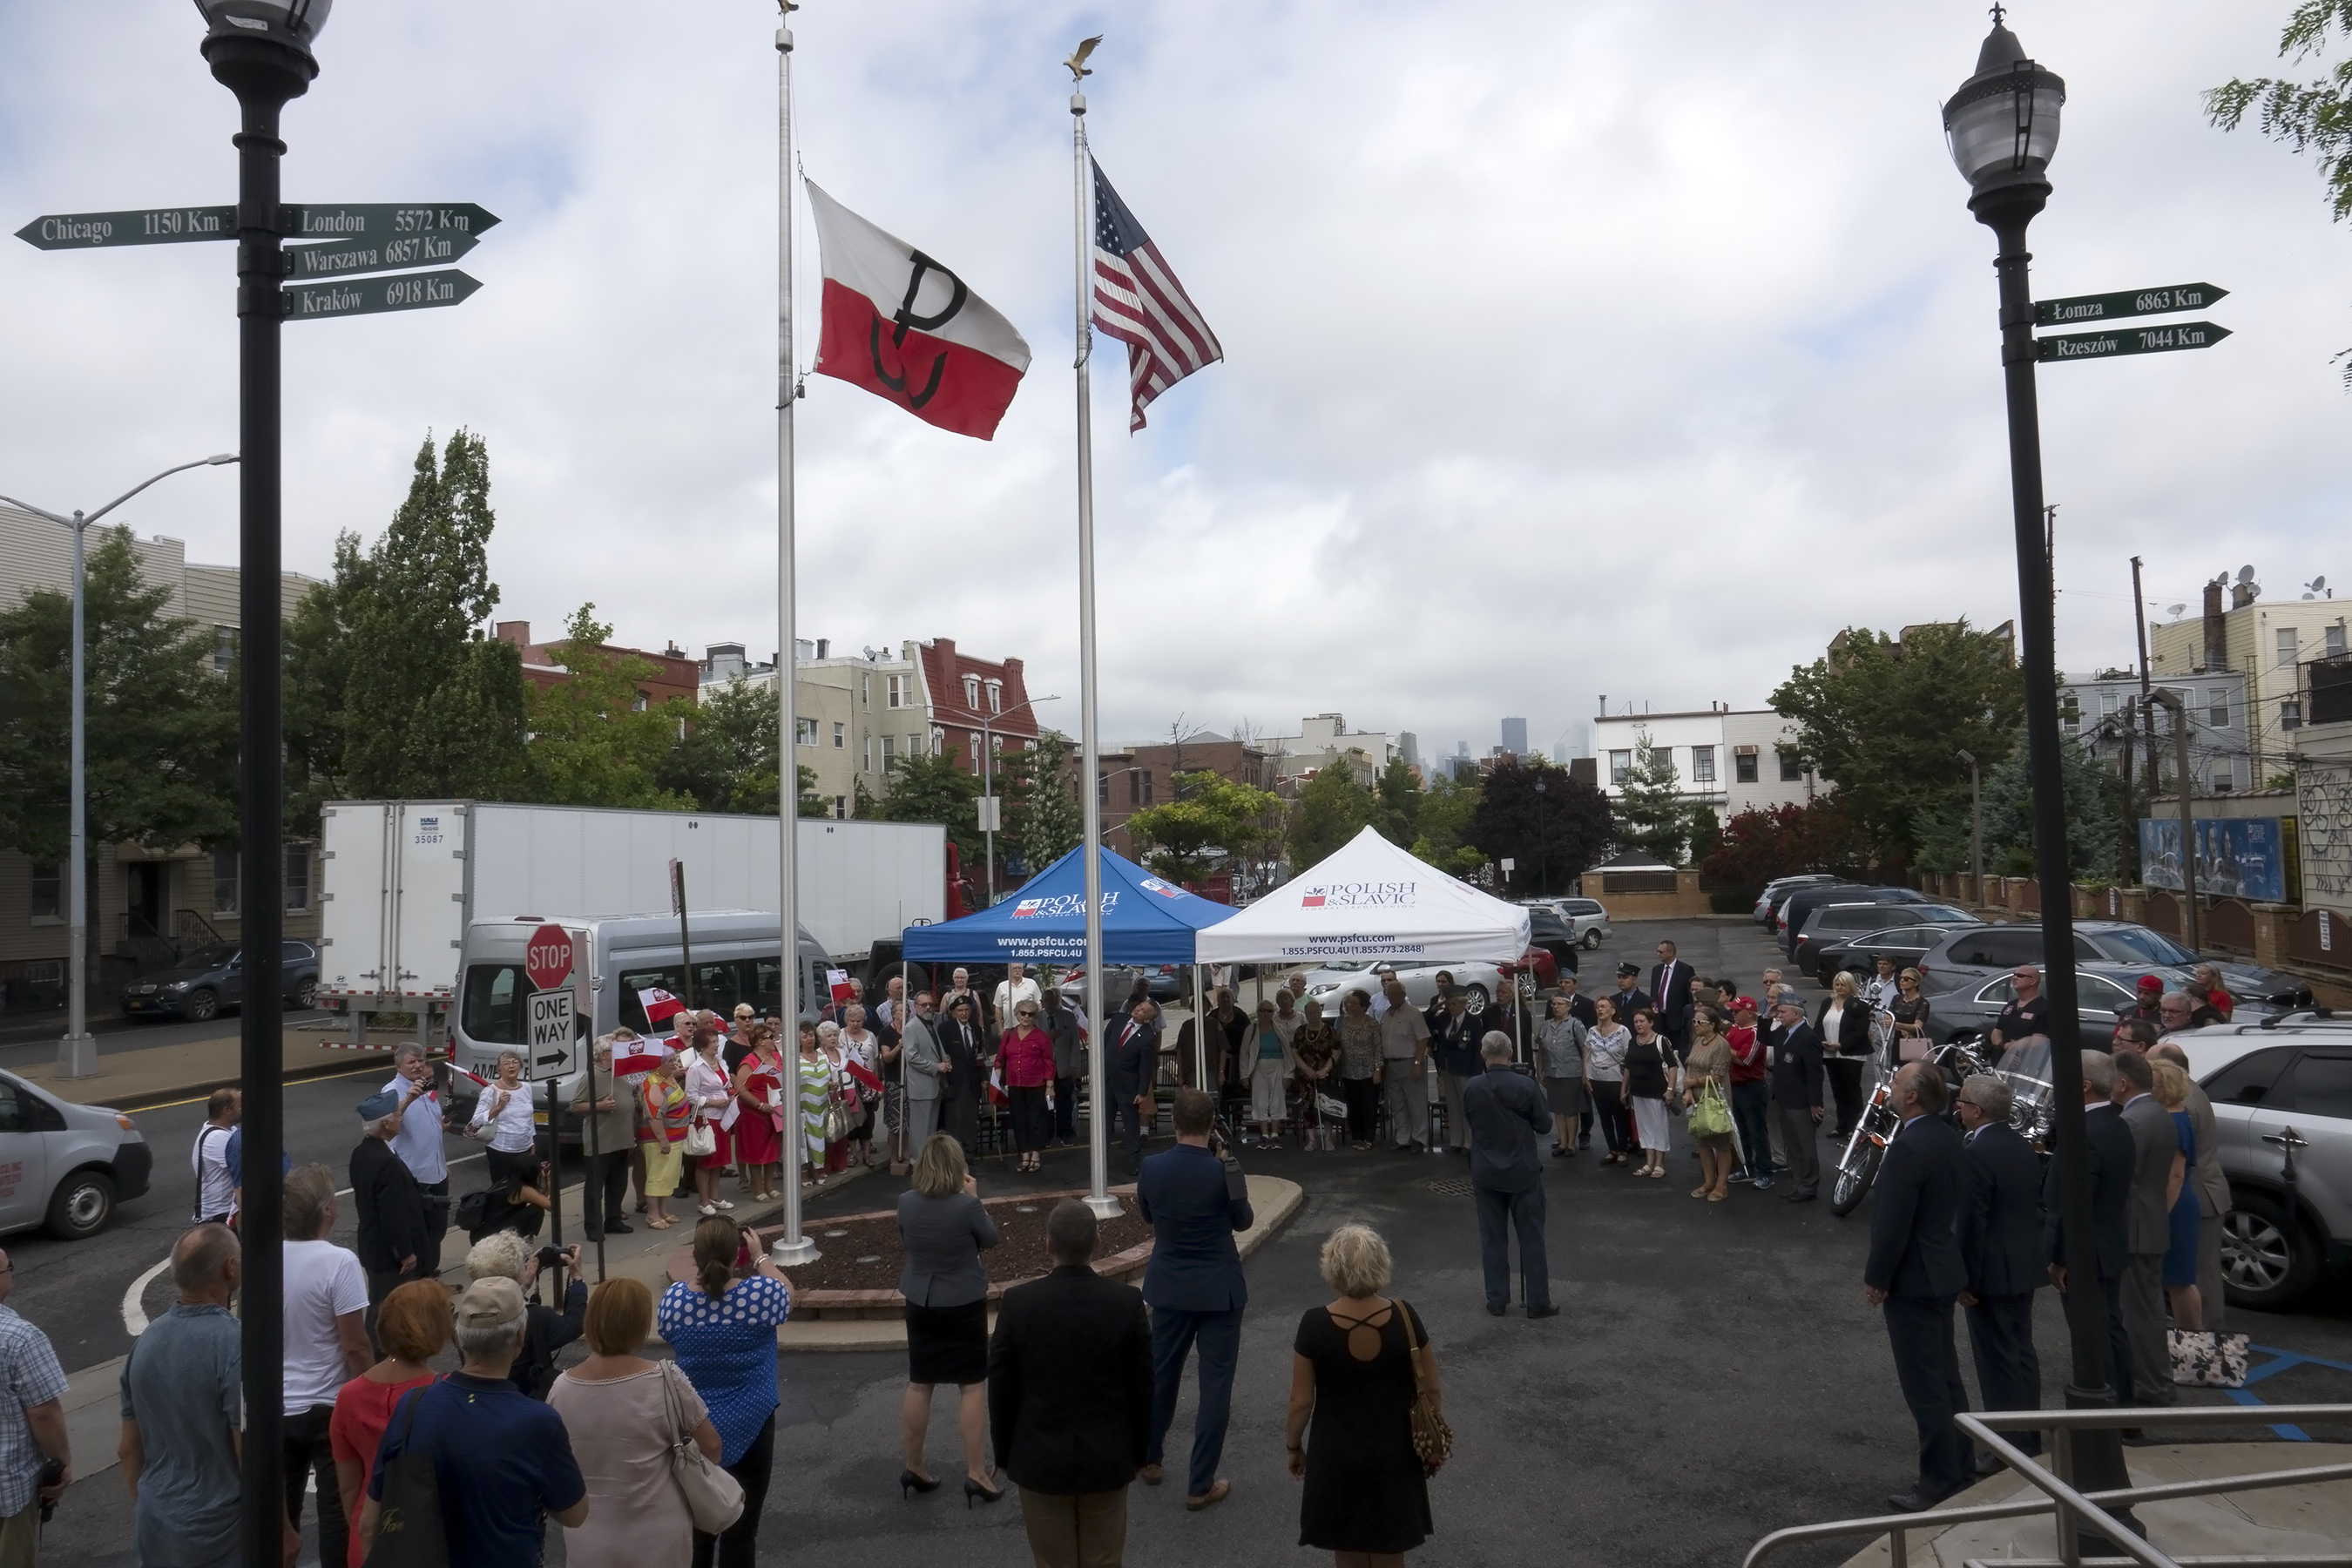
[1193,964,1206,1092]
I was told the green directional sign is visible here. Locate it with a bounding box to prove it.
[2038,321,2231,363]
[286,203,498,240]
[281,269,482,321]
[15,206,235,249]
[285,229,481,280]
[2034,282,2227,328]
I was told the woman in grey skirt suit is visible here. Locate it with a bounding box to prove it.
[1535,992,1591,1157]
[896,1133,1003,1503]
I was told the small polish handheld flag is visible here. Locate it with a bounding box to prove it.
[1090,158,1222,432]
[827,968,855,1004]
[639,987,686,1029]
[986,1063,1009,1109]
[842,1057,884,1096]
[807,181,1032,440]
[612,1036,667,1079]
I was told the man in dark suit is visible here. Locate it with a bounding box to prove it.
[350,1090,429,1315]
[2112,1049,2179,1409]
[1766,995,1825,1201]
[1107,999,1161,1178]
[2046,1051,2138,1408]
[988,1200,1153,1567]
[1136,1089,1252,1512]
[1463,1032,1557,1318]
[1611,963,1652,1033]
[1649,940,1696,1049]
[1956,1073,2044,1470]
[1429,992,1484,1153]
[1863,1062,1973,1511]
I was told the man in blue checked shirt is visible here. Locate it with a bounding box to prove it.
[0,1246,69,1567]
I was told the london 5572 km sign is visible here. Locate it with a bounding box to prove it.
[15,202,498,250]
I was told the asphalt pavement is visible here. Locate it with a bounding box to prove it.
[19,916,2352,1568]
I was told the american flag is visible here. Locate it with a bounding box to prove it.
[1090,158,1222,432]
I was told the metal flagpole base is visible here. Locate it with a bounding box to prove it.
[56,1034,97,1080]
[1084,1193,1123,1220]
[769,1235,821,1267]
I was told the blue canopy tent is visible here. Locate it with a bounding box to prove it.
[902,844,1233,965]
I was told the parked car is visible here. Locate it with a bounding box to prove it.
[1794,903,1979,983]
[122,940,321,1023]
[1777,884,1926,956]
[1531,896,1613,949]
[1522,908,1582,976]
[1813,922,1986,985]
[0,1070,151,1240]
[1301,959,1511,1017]
[1930,968,2153,1051]
[1754,874,1842,926]
[1916,921,2313,1010]
[2175,1018,2352,1311]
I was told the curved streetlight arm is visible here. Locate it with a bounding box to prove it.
[0,452,238,531]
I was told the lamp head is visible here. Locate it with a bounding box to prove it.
[1943,13,2063,214]
[196,0,326,97]
[193,0,331,46]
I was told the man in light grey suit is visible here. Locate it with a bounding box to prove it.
[2112,1049,2178,1408]
[902,989,945,1150]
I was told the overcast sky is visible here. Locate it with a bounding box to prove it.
[3,1,2344,761]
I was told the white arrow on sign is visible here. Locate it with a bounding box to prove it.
[526,989,580,1080]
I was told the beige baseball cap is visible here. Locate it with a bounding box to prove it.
[455,1275,525,1328]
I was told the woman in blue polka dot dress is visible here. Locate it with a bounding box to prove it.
[658,1217,794,1568]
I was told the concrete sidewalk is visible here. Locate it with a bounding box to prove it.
[1836,1443,2352,1565]
[19,1024,416,1108]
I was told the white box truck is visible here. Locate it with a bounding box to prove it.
[318,801,945,1034]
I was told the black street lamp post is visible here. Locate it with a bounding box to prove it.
[1943,10,2134,1533]
[193,3,327,1563]
[1533,774,1548,896]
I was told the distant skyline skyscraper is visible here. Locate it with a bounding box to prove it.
[1501,716,1528,756]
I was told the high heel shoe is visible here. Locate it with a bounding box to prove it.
[899,1469,941,1498]
[963,1475,1004,1508]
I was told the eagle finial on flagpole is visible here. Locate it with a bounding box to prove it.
[1066,34,1102,84]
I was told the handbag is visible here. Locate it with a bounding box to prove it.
[363,1382,449,1568]
[1687,1078,1732,1139]
[659,1361,746,1533]
[2168,1328,2250,1389]
[682,1121,717,1159]
[821,1092,853,1143]
[1396,1299,1452,1476]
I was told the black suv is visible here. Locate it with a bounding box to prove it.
[1794,902,1977,982]
[122,940,321,1023]
[1524,908,1582,975]
[1917,921,2313,1010]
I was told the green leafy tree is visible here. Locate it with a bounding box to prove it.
[524,605,695,809]
[0,527,238,862]
[1003,732,1082,871]
[2209,3,2352,381]
[1470,759,1612,895]
[1125,770,1281,883]
[658,677,814,814]
[1287,767,1373,868]
[1916,727,2124,881]
[335,430,531,803]
[1408,772,1486,876]
[1612,727,1714,866]
[1369,756,1423,848]
[873,747,985,870]
[1770,620,2024,868]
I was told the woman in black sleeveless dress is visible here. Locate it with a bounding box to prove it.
[1287,1223,1436,1559]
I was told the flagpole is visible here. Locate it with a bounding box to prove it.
[772,0,817,1267]
[1071,56,1119,1220]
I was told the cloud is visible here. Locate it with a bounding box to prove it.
[2,0,2344,762]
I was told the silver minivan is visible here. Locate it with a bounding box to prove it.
[450,911,831,1134]
[0,1070,152,1240]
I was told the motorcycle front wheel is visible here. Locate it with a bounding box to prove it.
[1831,1119,1888,1217]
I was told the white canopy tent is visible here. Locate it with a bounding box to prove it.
[1194,825,1531,967]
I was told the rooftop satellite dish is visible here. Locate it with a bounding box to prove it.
[2166,604,2187,620]
[2238,564,2256,582]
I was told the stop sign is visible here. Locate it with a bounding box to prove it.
[524,924,574,991]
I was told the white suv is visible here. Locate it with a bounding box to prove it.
[2176,1017,2352,1312]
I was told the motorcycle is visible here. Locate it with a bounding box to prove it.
[1828,1035,2006,1218]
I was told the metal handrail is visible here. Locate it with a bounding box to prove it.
[1743,1404,2352,1568]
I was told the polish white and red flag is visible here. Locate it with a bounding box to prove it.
[612,1034,668,1079]
[1089,158,1222,431]
[639,987,686,1029]
[807,181,1031,441]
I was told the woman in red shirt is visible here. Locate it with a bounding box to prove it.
[733,1024,786,1200]
[329,1280,449,1568]
[999,1001,1057,1173]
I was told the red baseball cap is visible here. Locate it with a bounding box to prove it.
[2136,975,2163,994]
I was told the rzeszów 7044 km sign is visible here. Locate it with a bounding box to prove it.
[283,269,482,321]
[2038,321,2231,363]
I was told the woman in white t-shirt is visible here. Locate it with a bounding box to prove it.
[466,1050,551,1217]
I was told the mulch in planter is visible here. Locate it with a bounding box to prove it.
[782,1192,1153,1294]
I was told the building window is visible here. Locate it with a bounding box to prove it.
[1097,773,1110,806]
[906,732,923,757]
[212,850,240,917]
[863,733,874,772]
[1734,750,1759,784]
[2330,624,2349,659]
[2059,693,2079,731]
[1143,771,1154,805]
[213,625,236,674]
[28,863,61,923]
[971,740,985,774]
[861,672,871,707]
[963,674,980,708]
[2099,690,2119,717]
[1608,750,1632,787]
[985,679,1003,714]
[832,721,845,749]
[284,844,312,912]
[2278,627,2300,666]
[833,794,848,820]
[881,734,896,770]
[930,725,945,754]
[2212,756,2236,793]
[887,673,909,708]
[795,717,817,746]
[2282,699,2302,732]
[1779,750,1803,782]
[2208,688,2231,728]
[632,690,649,713]
[1691,746,1716,785]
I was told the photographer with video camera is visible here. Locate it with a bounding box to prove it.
[1137,1088,1254,1514]
[464,1230,586,1400]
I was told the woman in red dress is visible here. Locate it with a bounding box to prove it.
[733,1024,786,1200]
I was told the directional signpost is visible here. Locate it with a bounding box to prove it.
[16,199,495,322]
[2035,282,2232,365]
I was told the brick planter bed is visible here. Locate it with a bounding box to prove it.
[672,1188,1156,1321]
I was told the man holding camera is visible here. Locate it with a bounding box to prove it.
[1136,1089,1253,1513]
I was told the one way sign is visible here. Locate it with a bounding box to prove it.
[527,990,580,1080]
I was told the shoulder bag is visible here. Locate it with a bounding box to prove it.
[1394,1299,1453,1476]
[1688,1077,1732,1139]
[659,1361,746,1533]
[363,1382,449,1568]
